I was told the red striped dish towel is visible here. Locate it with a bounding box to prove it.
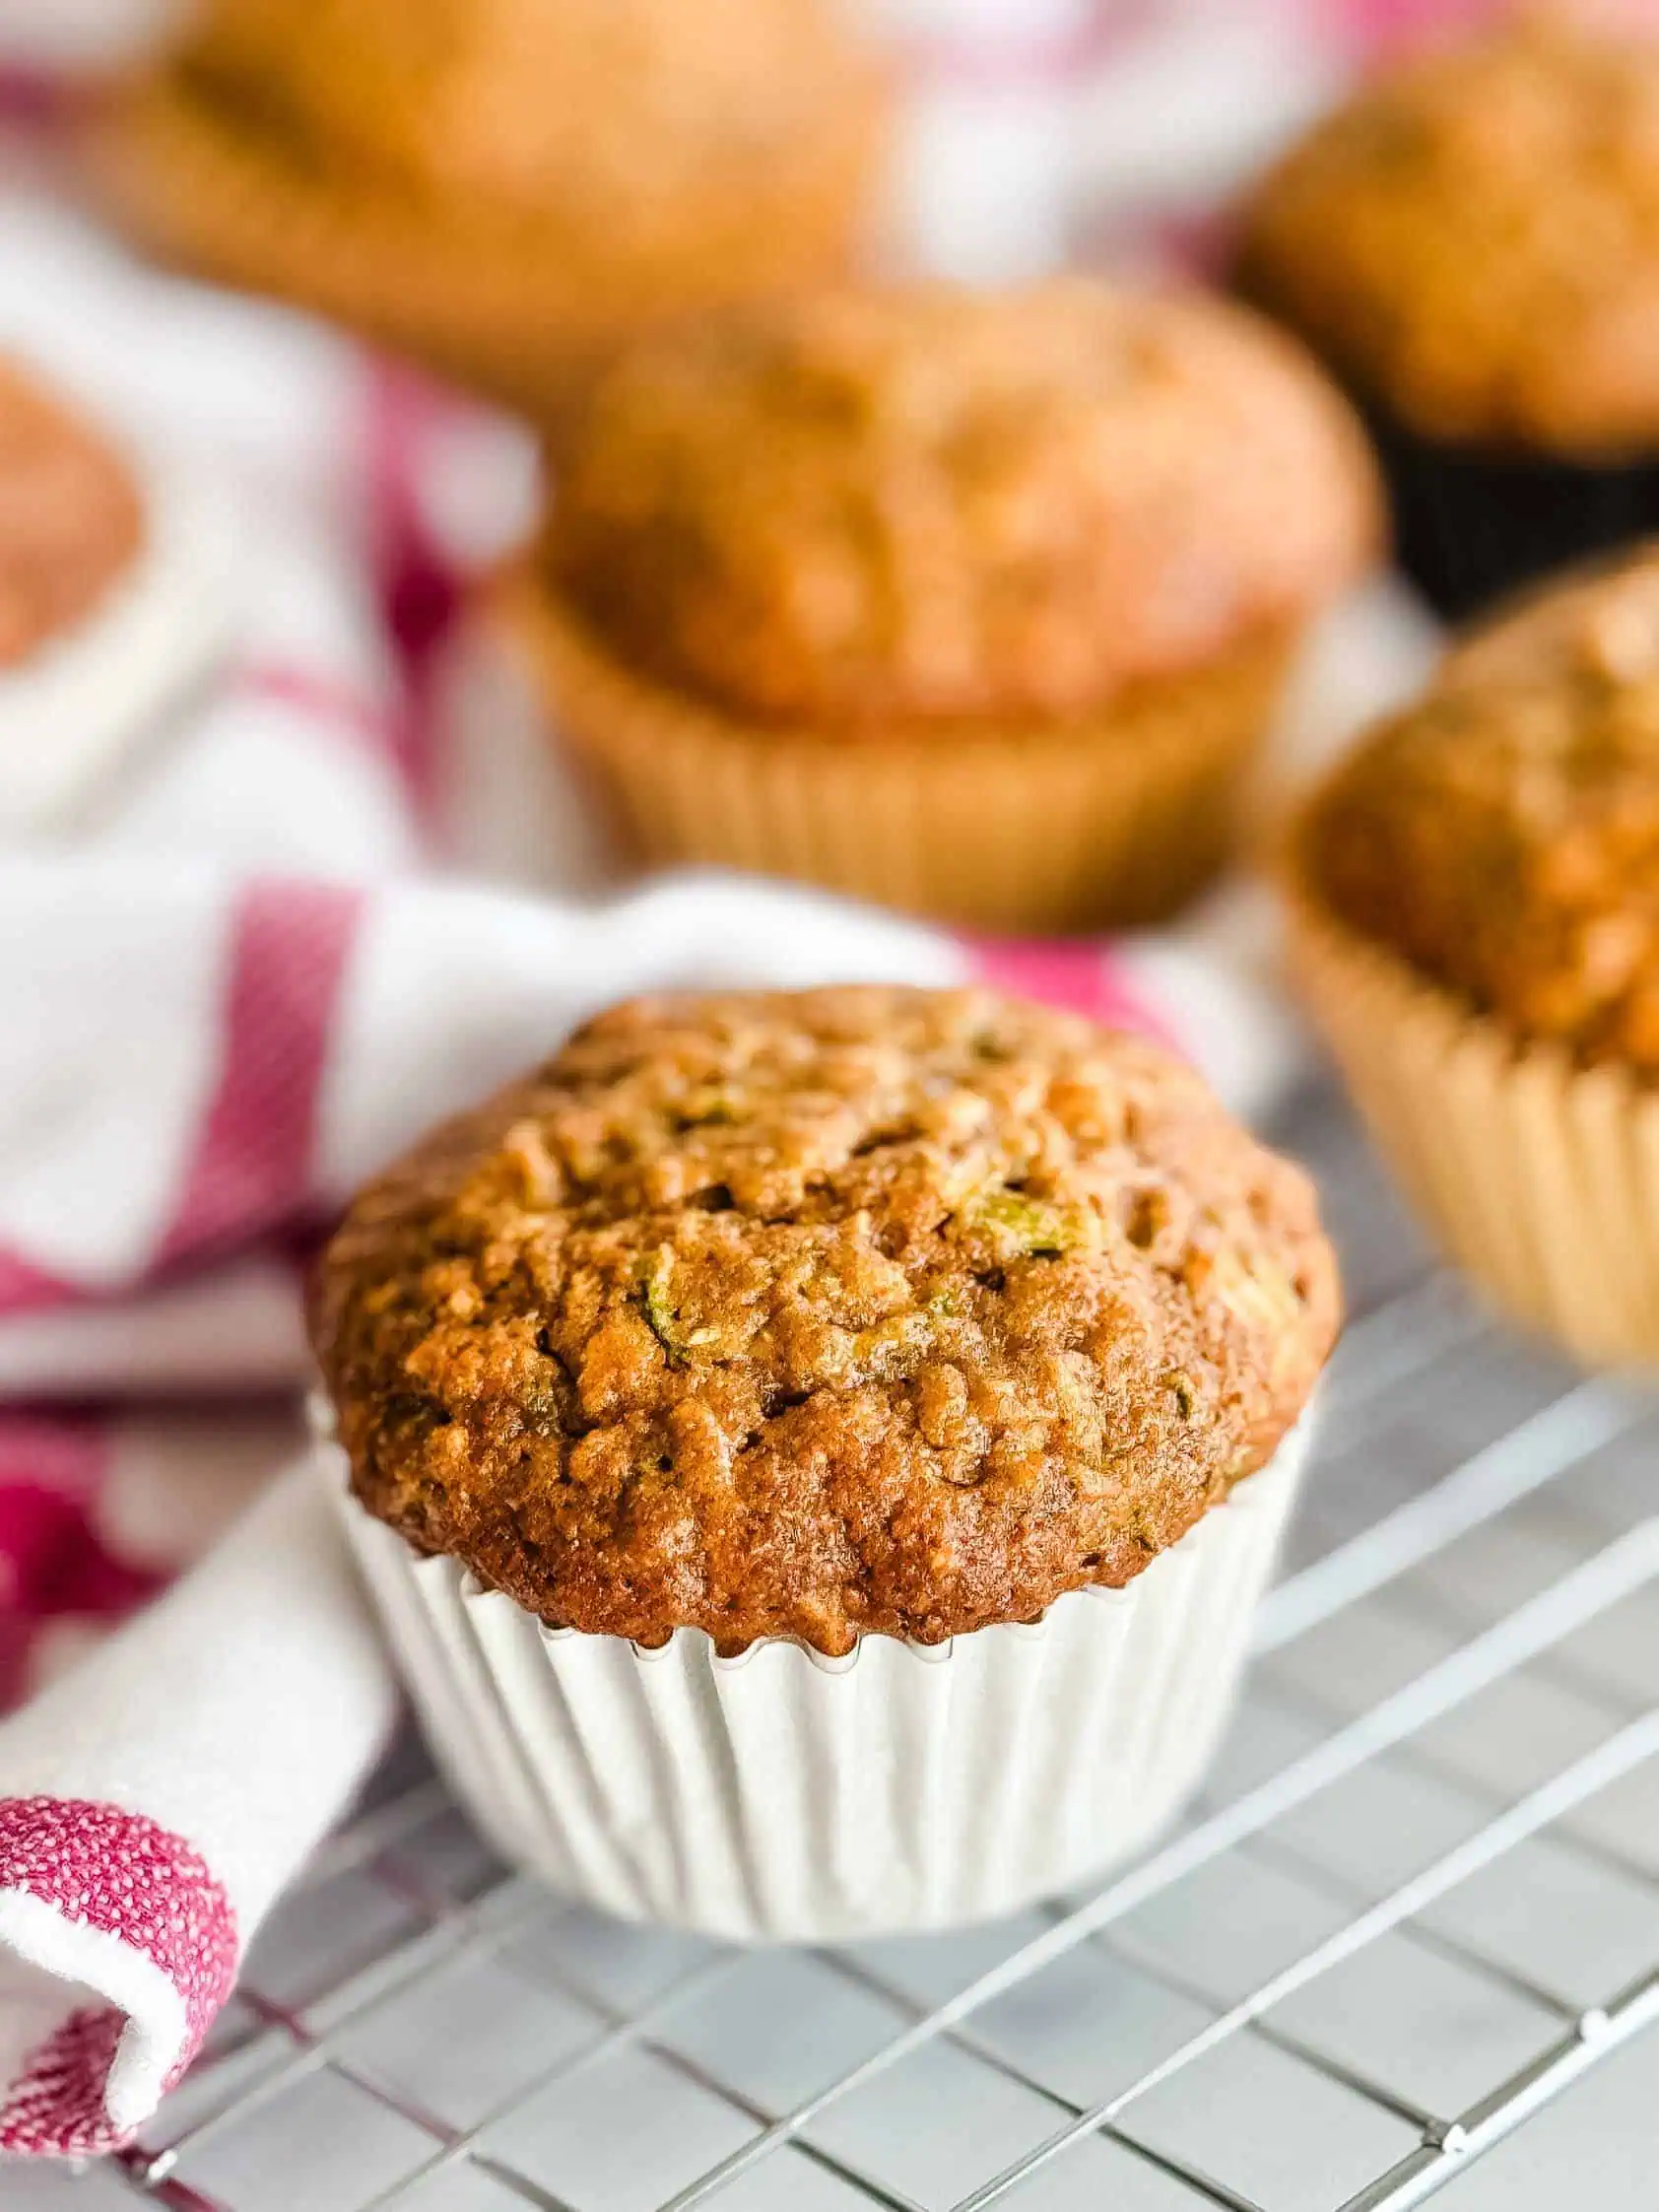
[0,1467,394,2156]
[0,190,525,2158]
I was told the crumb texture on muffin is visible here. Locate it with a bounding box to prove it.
[1302,546,1659,1071]
[0,358,142,669]
[546,281,1378,726]
[312,986,1339,1653]
[178,0,885,250]
[1238,16,1659,450]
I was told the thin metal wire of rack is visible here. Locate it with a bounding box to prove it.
[23,1082,1659,2212]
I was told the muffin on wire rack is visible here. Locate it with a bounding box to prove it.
[1237,11,1659,618]
[495,278,1380,931]
[1290,544,1659,1369]
[311,984,1339,1939]
[88,0,890,416]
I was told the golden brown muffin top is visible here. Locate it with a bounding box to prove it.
[182,0,886,245]
[312,985,1339,1653]
[545,281,1380,726]
[1301,545,1659,1072]
[0,359,142,672]
[1238,14,1659,451]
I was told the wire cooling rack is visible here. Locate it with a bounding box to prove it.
[20,1080,1659,2212]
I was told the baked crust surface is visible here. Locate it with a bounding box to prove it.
[313,986,1339,1652]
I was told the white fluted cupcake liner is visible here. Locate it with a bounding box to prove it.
[0,443,235,835]
[320,1406,1311,1943]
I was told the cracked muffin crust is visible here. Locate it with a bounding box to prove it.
[1300,546,1659,1074]
[0,358,142,670]
[312,986,1339,1654]
[1237,15,1659,453]
[546,279,1379,727]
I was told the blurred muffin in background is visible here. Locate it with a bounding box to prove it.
[0,358,141,669]
[1288,544,1659,1367]
[1237,11,1659,620]
[89,0,890,415]
[0,352,236,836]
[497,279,1380,932]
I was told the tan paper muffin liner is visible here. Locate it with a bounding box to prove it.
[500,572,1296,933]
[1288,874,1659,1370]
[84,71,885,419]
[318,1402,1313,1943]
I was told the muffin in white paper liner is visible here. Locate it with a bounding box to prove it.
[319,1407,1311,1943]
[0,444,235,835]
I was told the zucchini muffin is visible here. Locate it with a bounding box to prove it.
[500,279,1381,930]
[89,0,889,417]
[313,985,1338,1935]
[0,358,142,669]
[1237,13,1659,617]
[1291,545,1659,1364]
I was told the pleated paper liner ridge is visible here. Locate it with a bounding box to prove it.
[1287,872,1659,1370]
[499,570,1295,933]
[320,1404,1312,1943]
[85,68,886,419]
